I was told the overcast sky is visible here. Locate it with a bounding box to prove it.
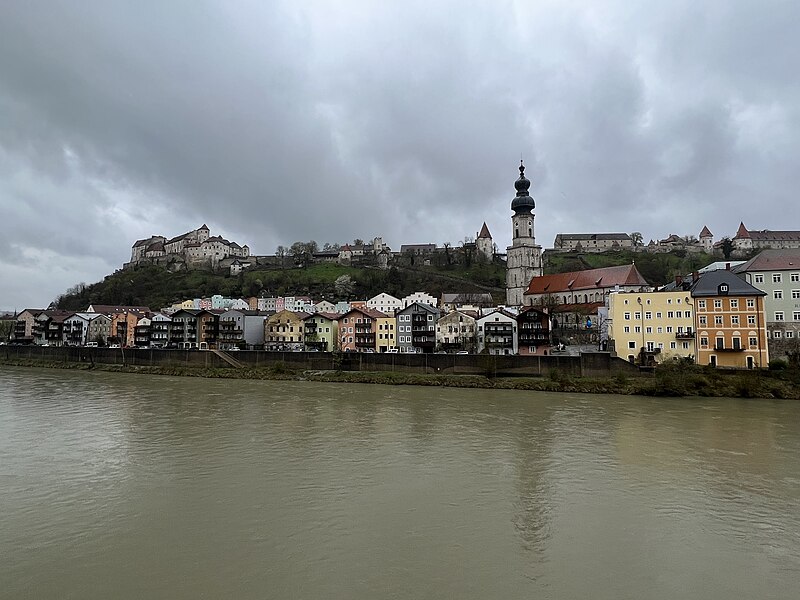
[1,1,799,309]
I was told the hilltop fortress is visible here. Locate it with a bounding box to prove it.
[125,224,250,271]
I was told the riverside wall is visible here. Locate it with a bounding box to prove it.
[2,346,640,378]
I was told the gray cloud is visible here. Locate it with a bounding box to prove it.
[1,0,799,308]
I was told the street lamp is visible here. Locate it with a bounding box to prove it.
[637,296,645,364]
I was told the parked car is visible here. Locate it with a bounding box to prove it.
[456,350,469,355]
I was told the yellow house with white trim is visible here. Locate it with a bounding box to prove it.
[608,291,696,364]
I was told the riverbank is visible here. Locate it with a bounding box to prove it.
[2,358,798,399]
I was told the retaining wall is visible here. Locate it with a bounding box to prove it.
[2,346,640,377]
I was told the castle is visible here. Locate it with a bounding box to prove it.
[126,225,250,270]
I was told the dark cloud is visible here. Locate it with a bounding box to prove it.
[1,0,799,308]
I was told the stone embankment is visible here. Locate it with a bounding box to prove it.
[3,346,799,398]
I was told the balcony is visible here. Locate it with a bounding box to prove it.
[675,329,694,340]
[715,344,744,352]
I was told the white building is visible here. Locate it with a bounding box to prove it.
[401,291,438,309]
[367,293,402,316]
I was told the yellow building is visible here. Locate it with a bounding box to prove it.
[376,315,396,352]
[608,291,696,364]
[264,309,305,351]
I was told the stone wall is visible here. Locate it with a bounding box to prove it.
[3,346,640,377]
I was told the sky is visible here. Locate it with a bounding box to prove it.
[1,0,799,310]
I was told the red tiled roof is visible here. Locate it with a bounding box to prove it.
[339,306,387,320]
[699,225,712,237]
[735,222,750,239]
[477,222,492,239]
[524,264,649,295]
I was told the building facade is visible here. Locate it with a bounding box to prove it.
[477,310,518,355]
[436,310,477,353]
[396,303,440,353]
[691,270,768,368]
[607,291,696,364]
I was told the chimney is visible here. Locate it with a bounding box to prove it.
[726,262,730,270]
[675,275,683,286]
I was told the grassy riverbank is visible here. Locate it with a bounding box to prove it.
[2,358,798,399]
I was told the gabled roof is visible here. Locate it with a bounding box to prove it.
[398,302,439,315]
[699,225,713,237]
[689,269,765,297]
[747,230,800,241]
[477,308,516,321]
[477,222,492,239]
[87,304,151,314]
[524,264,649,295]
[733,249,800,272]
[340,306,388,320]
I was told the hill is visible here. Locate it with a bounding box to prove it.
[54,249,725,311]
[544,249,718,285]
[55,262,506,311]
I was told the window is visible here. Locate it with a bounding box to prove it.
[684,311,691,319]
[731,315,739,325]
[773,273,782,283]
[795,312,800,321]
[715,315,723,326]
[792,290,800,299]
[715,337,724,350]
[667,311,674,319]
[623,326,630,333]
[748,315,756,326]
[666,326,673,333]
[755,274,764,283]
[657,327,663,333]
[698,300,706,310]
[667,298,672,304]
[747,299,755,308]
[792,273,799,282]
[730,299,738,308]
[656,312,662,319]
[670,342,676,349]
[682,342,689,349]
[774,290,783,300]
[634,312,641,320]
[714,300,722,309]
[624,312,631,320]
[786,330,795,339]
[646,327,652,334]
[645,312,652,320]
[634,326,641,333]
[749,337,758,346]
[775,312,785,321]
[774,330,783,338]
[628,341,636,349]
[700,337,708,347]
[699,316,707,326]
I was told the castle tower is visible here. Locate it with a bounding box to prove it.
[699,225,713,252]
[505,161,543,306]
[476,222,494,261]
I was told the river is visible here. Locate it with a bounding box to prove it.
[1,366,799,599]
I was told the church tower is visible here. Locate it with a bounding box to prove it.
[505,161,543,306]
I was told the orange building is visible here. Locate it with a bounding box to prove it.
[691,270,768,368]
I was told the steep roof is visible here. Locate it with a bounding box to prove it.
[477,222,492,239]
[690,269,765,297]
[699,225,713,237]
[524,264,649,295]
[733,249,800,272]
[340,306,388,320]
[735,222,750,239]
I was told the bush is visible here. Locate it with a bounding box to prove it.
[769,359,789,371]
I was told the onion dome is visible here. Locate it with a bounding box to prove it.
[511,160,535,214]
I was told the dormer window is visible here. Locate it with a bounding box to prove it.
[719,283,729,295]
